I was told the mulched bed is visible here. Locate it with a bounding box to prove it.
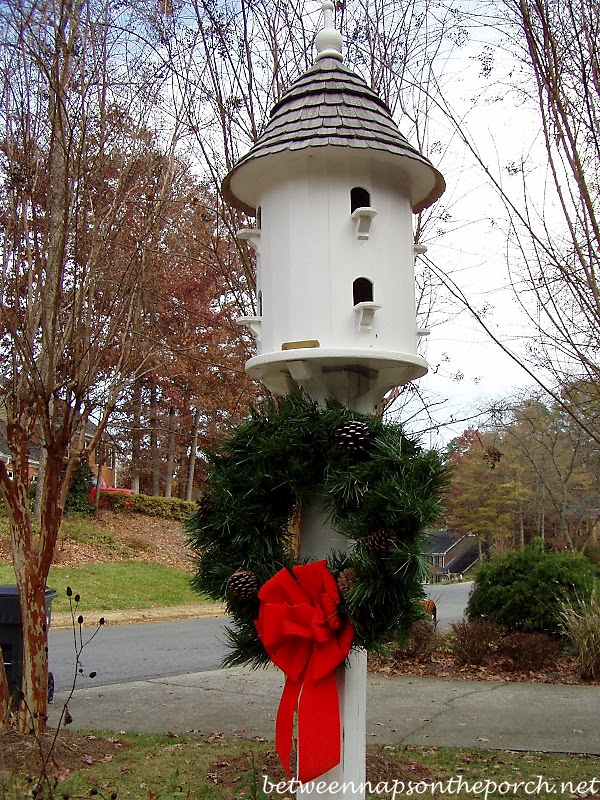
[369,648,598,685]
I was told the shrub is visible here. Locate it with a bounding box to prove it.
[94,490,135,511]
[395,620,438,661]
[466,539,594,634]
[64,461,94,514]
[95,492,195,520]
[583,543,600,577]
[499,631,561,672]
[559,591,600,680]
[131,494,196,520]
[450,619,502,666]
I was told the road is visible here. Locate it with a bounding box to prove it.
[44,581,600,756]
[48,616,230,691]
[48,582,472,694]
[425,580,473,630]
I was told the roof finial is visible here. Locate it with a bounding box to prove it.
[315,0,343,62]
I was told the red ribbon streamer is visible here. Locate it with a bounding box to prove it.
[255,560,355,783]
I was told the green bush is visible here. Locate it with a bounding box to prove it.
[95,490,135,511]
[132,494,196,520]
[64,460,94,514]
[96,491,195,521]
[466,539,595,634]
[583,543,600,577]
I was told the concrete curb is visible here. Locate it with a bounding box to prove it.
[50,604,226,630]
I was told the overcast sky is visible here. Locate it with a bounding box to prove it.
[398,21,553,446]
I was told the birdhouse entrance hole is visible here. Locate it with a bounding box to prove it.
[351,187,370,212]
[353,277,373,305]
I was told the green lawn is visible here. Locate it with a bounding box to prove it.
[0,561,209,613]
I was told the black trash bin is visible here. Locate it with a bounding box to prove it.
[0,585,57,706]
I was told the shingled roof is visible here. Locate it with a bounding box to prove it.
[222,56,445,215]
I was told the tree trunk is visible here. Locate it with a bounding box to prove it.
[94,445,107,514]
[185,408,202,502]
[518,511,524,550]
[14,445,68,734]
[0,648,9,725]
[164,407,176,498]
[32,447,46,523]
[16,571,49,735]
[150,381,161,496]
[130,379,142,494]
[7,443,61,734]
[517,482,525,550]
[536,483,545,543]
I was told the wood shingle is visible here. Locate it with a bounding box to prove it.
[222,56,444,214]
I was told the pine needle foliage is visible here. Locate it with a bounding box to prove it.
[187,394,449,666]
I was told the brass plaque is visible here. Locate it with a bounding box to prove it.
[281,340,320,350]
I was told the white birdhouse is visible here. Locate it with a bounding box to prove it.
[223,1,444,413]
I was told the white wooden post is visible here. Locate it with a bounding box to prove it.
[299,496,367,799]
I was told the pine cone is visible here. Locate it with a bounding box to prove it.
[337,567,357,598]
[227,568,259,601]
[334,420,370,453]
[368,527,397,557]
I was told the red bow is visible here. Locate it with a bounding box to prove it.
[255,560,355,783]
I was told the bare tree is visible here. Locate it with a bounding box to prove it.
[498,396,600,551]
[0,0,178,732]
[427,0,600,442]
[446,394,600,555]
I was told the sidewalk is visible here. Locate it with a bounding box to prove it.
[48,665,600,755]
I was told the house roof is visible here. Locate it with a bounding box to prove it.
[425,529,463,555]
[222,54,445,215]
[0,422,10,463]
[439,542,479,576]
[0,420,41,466]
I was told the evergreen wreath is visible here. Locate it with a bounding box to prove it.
[187,393,449,667]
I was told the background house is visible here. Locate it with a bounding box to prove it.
[0,420,41,482]
[0,415,116,488]
[424,529,479,582]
